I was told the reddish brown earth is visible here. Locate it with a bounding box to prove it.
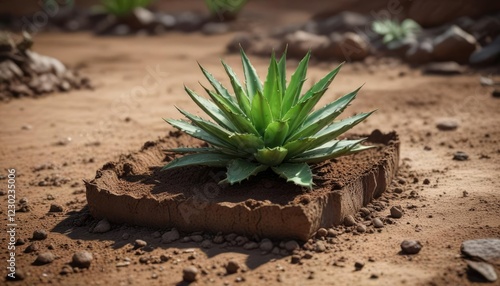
[1,2,500,286]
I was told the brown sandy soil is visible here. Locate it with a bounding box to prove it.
[1,3,500,286]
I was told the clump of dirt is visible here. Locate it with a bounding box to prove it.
[0,31,91,101]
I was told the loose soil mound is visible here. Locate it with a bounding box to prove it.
[86,130,399,240]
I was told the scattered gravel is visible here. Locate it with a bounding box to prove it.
[71,251,93,268]
[225,260,240,274]
[32,229,48,240]
[182,266,198,282]
[400,240,422,254]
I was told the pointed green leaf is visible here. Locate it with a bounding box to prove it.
[282,88,328,134]
[165,119,235,150]
[162,153,234,170]
[165,147,219,153]
[198,63,236,105]
[299,63,343,103]
[290,139,366,163]
[221,60,251,116]
[222,159,268,184]
[240,47,263,102]
[184,86,238,131]
[282,137,317,159]
[282,51,310,114]
[255,147,288,166]
[228,133,265,154]
[288,87,363,141]
[271,163,313,188]
[263,52,282,119]
[250,91,273,135]
[264,120,289,148]
[277,47,287,100]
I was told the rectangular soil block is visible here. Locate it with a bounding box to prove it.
[85,130,399,241]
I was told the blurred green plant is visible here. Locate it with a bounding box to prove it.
[162,48,374,189]
[101,0,154,16]
[205,0,247,21]
[372,19,421,44]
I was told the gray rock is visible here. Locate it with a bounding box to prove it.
[314,12,370,35]
[243,241,258,250]
[93,219,111,233]
[470,35,500,66]
[356,224,367,233]
[334,32,370,61]
[72,251,93,268]
[225,260,240,274]
[344,215,356,227]
[400,240,422,254]
[32,229,48,240]
[154,13,176,30]
[406,40,433,64]
[175,11,207,32]
[284,30,330,59]
[202,22,229,35]
[285,240,300,252]
[201,239,212,249]
[259,239,273,252]
[423,62,465,75]
[390,206,404,219]
[182,266,198,282]
[190,235,204,242]
[161,229,179,243]
[315,241,326,253]
[226,33,254,53]
[24,243,39,253]
[453,151,469,161]
[213,235,224,244]
[432,25,477,63]
[436,118,459,131]
[34,252,55,265]
[466,260,498,282]
[372,217,384,228]
[461,239,500,264]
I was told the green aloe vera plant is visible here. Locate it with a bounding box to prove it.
[372,19,421,44]
[163,49,374,188]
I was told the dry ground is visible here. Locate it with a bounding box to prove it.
[0,5,499,285]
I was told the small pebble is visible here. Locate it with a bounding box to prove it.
[315,241,326,253]
[121,233,130,240]
[390,206,404,219]
[49,203,64,212]
[183,266,198,282]
[316,228,328,237]
[93,219,111,233]
[354,261,365,271]
[72,251,93,268]
[344,215,356,227]
[6,268,25,281]
[34,252,55,265]
[372,218,384,228]
[423,178,430,185]
[201,239,212,249]
[243,241,258,250]
[492,89,500,98]
[161,229,180,243]
[134,239,147,248]
[291,255,301,264]
[356,224,367,233]
[436,119,458,131]
[225,260,240,274]
[285,240,300,252]
[259,239,273,252]
[32,229,48,240]
[400,240,422,254]
[453,151,469,161]
[24,243,39,253]
[467,260,498,282]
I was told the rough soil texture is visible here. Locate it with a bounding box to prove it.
[86,131,399,241]
[0,1,499,286]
